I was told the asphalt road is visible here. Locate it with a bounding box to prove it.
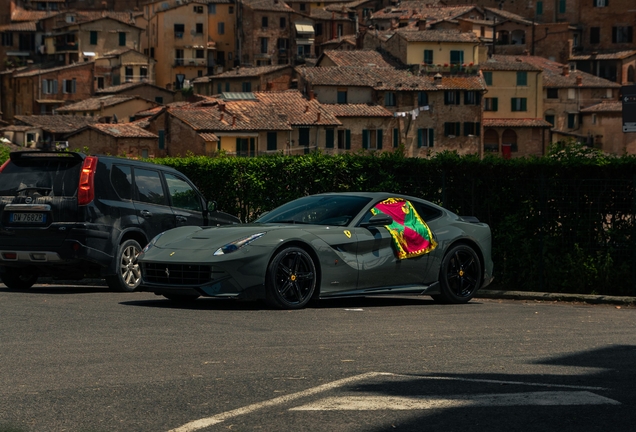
[1,283,635,432]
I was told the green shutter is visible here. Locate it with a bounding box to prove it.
[362,129,369,149]
[326,129,334,148]
[493,98,498,111]
[428,128,434,147]
[393,128,399,147]
[417,129,423,148]
[345,129,351,149]
[158,130,165,150]
[377,129,383,149]
[475,122,481,137]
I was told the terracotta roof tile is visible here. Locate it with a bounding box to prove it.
[580,101,622,113]
[371,4,477,21]
[13,114,99,133]
[14,61,94,78]
[322,104,393,117]
[518,55,620,89]
[396,29,480,43]
[570,50,636,61]
[319,50,393,67]
[211,65,291,78]
[90,123,158,138]
[198,133,220,142]
[481,55,542,72]
[240,0,293,12]
[169,102,292,132]
[254,91,341,126]
[0,22,37,31]
[483,118,552,128]
[11,8,58,22]
[55,95,137,112]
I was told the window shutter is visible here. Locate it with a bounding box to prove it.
[456,122,461,135]
[158,130,165,150]
[72,78,76,94]
[377,129,383,149]
[62,79,67,94]
[444,123,450,136]
[345,129,351,149]
[493,97,498,111]
[393,128,399,147]
[475,122,481,136]
[428,128,434,147]
[463,122,470,136]
[455,91,461,105]
[612,27,617,43]
[417,129,423,148]
[325,129,334,148]
[629,26,633,42]
[362,129,369,149]
[42,79,48,94]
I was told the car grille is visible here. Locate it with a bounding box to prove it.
[142,263,212,286]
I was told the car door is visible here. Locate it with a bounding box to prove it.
[163,172,206,227]
[131,167,176,242]
[353,199,436,291]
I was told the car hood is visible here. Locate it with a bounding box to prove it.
[147,223,305,251]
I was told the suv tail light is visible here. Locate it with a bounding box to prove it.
[78,156,98,205]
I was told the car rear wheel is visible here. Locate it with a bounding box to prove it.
[0,267,38,290]
[435,244,482,304]
[106,239,142,292]
[265,247,317,310]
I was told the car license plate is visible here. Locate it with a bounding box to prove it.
[10,213,46,223]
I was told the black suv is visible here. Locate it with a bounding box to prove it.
[0,151,239,291]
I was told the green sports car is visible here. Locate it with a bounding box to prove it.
[136,192,494,309]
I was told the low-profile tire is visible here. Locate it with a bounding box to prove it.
[106,239,142,292]
[163,294,200,302]
[435,244,482,304]
[265,246,317,310]
[0,267,39,290]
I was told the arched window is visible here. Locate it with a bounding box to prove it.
[502,129,518,152]
[484,129,499,153]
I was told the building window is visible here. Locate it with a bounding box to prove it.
[42,79,58,94]
[484,97,498,111]
[260,37,268,54]
[338,129,350,149]
[325,128,335,148]
[362,129,383,150]
[536,1,543,15]
[463,122,480,136]
[567,113,578,128]
[262,16,268,28]
[567,88,576,99]
[90,31,98,45]
[483,71,493,86]
[125,66,133,82]
[1,32,13,46]
[444,122,461,137]
[337,89,347,104]
[545,114,555,126]
[193,5,204,13]
[267,132,277,151]
[417,92,428,106]
[450,50,464,65]
[593,0,607,6]
[315,23,323,36]
[417,128,434,148]
[280,17,286,28]
[384,92,396,106]
[229,6,233,13]
[511,97,527,111]
[590,27,600,44]
[423,49,433,65]
[118,32,126,46]
[558,0,566,13]
[613,26,633,43]
[196,23,203,34]
[393,128,399,147]
[218,22,225,35]
[208,4,216,14]
[300,3,306,10]
[62,78,76,94]
[444,90,460,105]
[242,82,252,92]
[196,49,204,58]
[217,83,222,94]
[516,71,528,86]
[174,24,185,38]
[175,49,184,65]
[155,96,163,104]
[464,91,480,105]
[547,88,559,99]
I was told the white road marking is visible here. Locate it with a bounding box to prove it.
[166,372,615,432]
[167,372,390,432]
[290,391,621,411]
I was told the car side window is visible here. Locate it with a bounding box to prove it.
[164,173,202,211]
[133,168,167,205]
[410,201,442,222]
[111,164,133,200]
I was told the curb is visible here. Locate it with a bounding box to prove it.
[477,289,636,306]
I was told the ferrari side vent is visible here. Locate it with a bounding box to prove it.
[143,263,212,285]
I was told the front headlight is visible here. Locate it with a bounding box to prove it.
[214,232,266,256]
[142,232,165,253]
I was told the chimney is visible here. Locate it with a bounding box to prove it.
[434,73,442,86]
[316,112,321,122]
[305,105,309,113]
[418,19,426,31]
[308,90,315,100]
[220,113,224,121]
[218,103,225,112]
[232,116,236,126]
[576,75,582,86]
[562,65,569,76]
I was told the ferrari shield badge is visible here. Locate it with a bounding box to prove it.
[343,230,351,238]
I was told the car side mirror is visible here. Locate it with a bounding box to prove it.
[360,213,393,228]
[207,200,217,213]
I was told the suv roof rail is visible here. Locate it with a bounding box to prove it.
[10,151,85,161]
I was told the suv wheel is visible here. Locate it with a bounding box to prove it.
[106,239,142,292]
[1,267,39,290]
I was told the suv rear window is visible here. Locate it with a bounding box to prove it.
[0,154,82,197]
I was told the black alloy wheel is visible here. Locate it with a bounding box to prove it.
[106,239,142,292]
[0,266,39,290]
[435,244,482,304]
[266,246,317,309]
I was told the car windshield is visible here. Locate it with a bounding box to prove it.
[0,156,82,197]
[255,195,372,226]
